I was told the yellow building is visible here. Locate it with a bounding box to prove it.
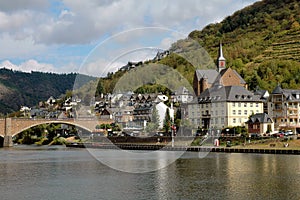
[188,84,264,130]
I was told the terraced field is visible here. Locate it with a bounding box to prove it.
[262,30,300,61]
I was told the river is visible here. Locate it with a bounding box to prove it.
[0,145,299,200]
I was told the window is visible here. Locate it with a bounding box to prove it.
[233,118,236,123]
[244,110,247,115]
[222,110,225,115]
[238,110,241,115]
[215,118,219,124]
[250,103,253,107]
[244,103,247,107]
[233,110,236,115]
[238,103,241,107]
[233,102,236,107]
[256,103,259,107]
[221,118,224,124]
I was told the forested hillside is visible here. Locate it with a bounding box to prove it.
[188,0,300,91]
[0,68,95,114]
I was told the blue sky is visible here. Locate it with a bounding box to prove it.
[0,0,259,76]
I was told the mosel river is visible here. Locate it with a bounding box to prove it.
[0,145,299,200]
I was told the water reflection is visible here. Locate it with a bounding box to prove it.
[0,147,299,200]
[88,149,185,173]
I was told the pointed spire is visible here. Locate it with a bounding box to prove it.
[217,42,226,72]
[218,42,225,61]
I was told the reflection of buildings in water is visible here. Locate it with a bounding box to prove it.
[223,154,300,199]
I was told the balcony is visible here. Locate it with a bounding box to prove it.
[288,115,298,119]
[288,107,298,111]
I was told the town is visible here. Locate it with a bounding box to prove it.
[14,43,300,143]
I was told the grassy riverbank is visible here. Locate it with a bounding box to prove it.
[234,138,300,150]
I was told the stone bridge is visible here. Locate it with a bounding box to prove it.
[0,118,113,147]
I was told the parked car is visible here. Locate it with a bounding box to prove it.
[250,133,261,138]
[284,130,294,136]
[271,131,284,138]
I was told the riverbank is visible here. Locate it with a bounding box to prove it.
[66,142,300,155]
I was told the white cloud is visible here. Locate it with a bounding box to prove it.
[0,60,55,73]
[0,0,48,12]
[0,34,47,59]
[0,60,79,74]
[0,0,259,74]
[0,0,259,45]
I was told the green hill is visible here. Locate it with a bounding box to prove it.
[188,0,300,91]
[0,68,95,114]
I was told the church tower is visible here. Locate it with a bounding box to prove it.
[217,42,226,72]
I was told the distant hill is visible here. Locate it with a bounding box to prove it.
[188,0,300,91]
[0,68,95,114]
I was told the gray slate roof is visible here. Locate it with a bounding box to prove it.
[271,85,300,102]
[247,113,273,123]
[198,85,262,103]
[195,69,219,84]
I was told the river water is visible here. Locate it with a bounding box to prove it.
[0,145,299,200]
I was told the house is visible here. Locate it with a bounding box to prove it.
[131,93,174,129]
[115,106,134,124]
[46,96,56,105]
[120,61,143,71]
[155,102,174,129]
[268,84,300,133]
[99,108,113,120]
[152,50,170,61]
[247,113,274,135]
[254,89,270,114]
[174,86,194,103]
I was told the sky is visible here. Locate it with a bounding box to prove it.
[0,0,259,77]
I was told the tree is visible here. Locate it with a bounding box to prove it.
[145,107,160,133]
[95,80,104,97]
[151,107,160,129]
[163,108,172,134]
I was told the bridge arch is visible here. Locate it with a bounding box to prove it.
[1,118,113,147]
[12,120,94,137]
